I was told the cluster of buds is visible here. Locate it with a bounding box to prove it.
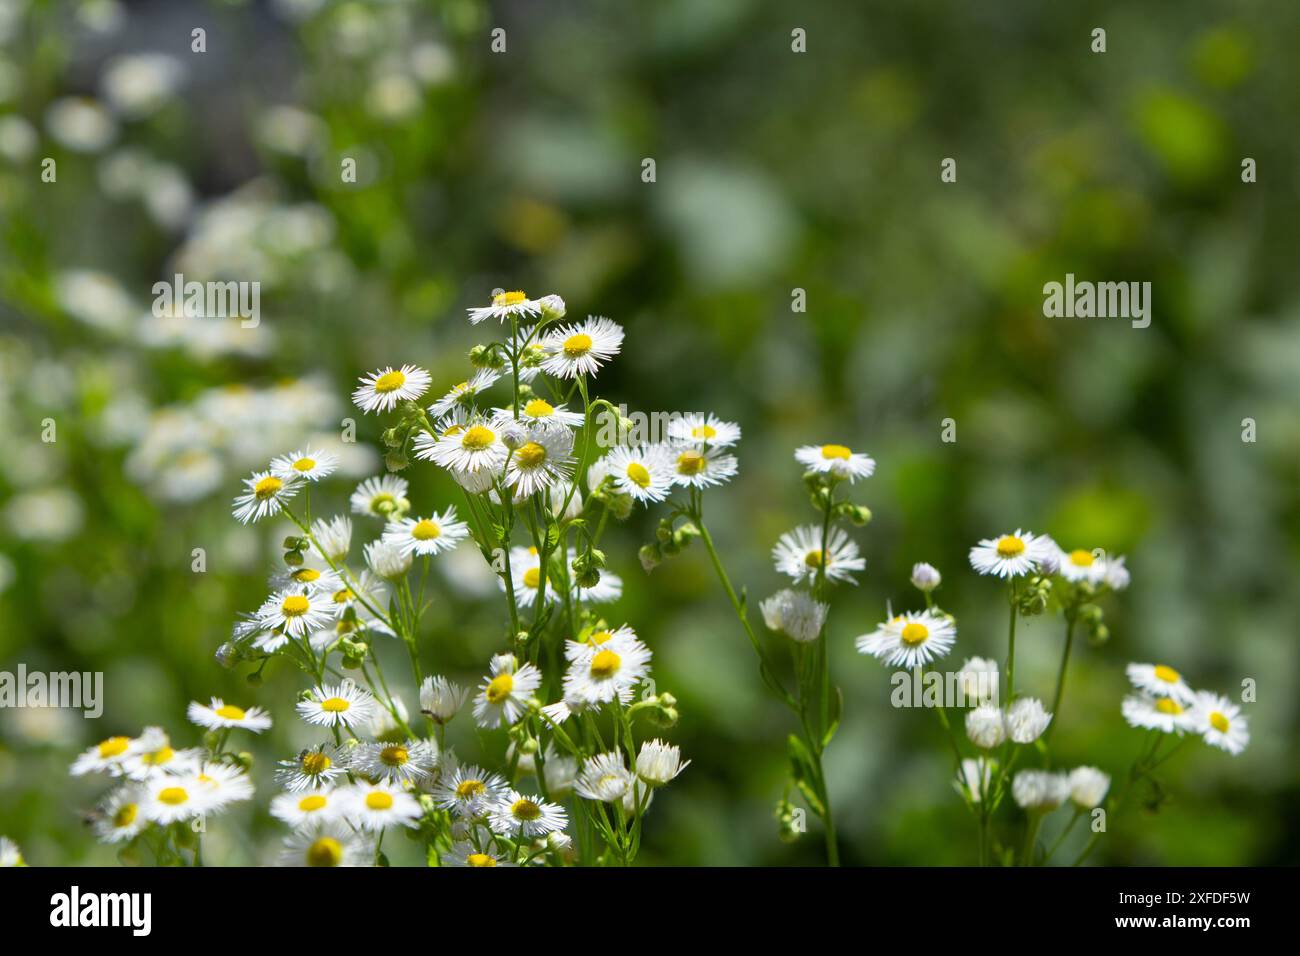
[1016,574,1054,616]
[627,691,679,729]
[640,517,701,571]
[570,546,606,589]
[1078,603,1110,646]
[380,401,435,473]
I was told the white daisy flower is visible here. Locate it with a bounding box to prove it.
[760,588,829,642]
[1188,691,1249,755]
[1005,697,1053,743]
[0,837,25,866]
[855,609,956,668]
[270,448,339,482]
[350,474,410,520]
[428,369,502,417]
[382,508,469,559]
[186,697,273,733]
[1012,770,1069,810]
[432,763,508,818]
[339,780,423,832]
[194,762,255,812]
[489,790,567,838]
[70,734,141,776]
[1104,555,1131,591]
[1056,546,1108,585]
[1126,663,1195,704]
[280,822,374,867]
[352,364,432,413]
[443,843,515,867]
[473,654,543,729]
[505,425,574,498]
[121,728,203,781]
[1067,766,1111,808]
[346,740,438,784]
[232,469,300,524]
[140,774,214,824]
[563,628,651,707]
[271,563,345,596]
[258,588,339,638]
[364,537,413,580]
[512,335,550,383]
[965,704,1006,749]
[773,524,865,586]
[575,752,632,803]
[667,443,738,489]
[910,562,942,592]
[955,758,994,804]
[275,745,347,792]
[602,444,675,503]
[417,417,508,483]
[956,657,999,705]
[540,315,624,378]
[1121,693,1195,734]
[636,739,689,787]
[794,443,875,482]
[311,515,352,562]
[467,289,542,325]
[564,624,639,661]
[419,676,469,724]
[968,529,1053,579]
[93,787,146,844]
[494,398,585,430]
[667,413,742,448]
[296,681,378,730]
[271,789,343,829]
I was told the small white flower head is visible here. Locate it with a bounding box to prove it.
[352,364,432,413]
[433,763,508,818]
[1126,663,1194,704]
[491,790,568,838]
[506,425,575,498]
[186,697,272,733]
[499,418,528,450]
[1121,693,1195,734]
[280,822,375,867]
[296,681,377,730]
[275,745,347,792]
[1056,546,1107,585]
[350,474,410,520]
[473,654,543,728]
[575,751,632,803]
[140,774,215,824]
[956,656,999,705]
[443,844,515,867]
[93,787,146,844]
[773,524,865,586]
[503,546,550,608]
[420,675,469,724]
[382,508,469,559]
[636,739,689,787]
[910,562,941,592]
[667,443,738,489]
[347,739,438,784]
[495,397,585,431]
[467,289,542,325]
[668,413,742,448]
[311,514,352,562]
[0,837,24,867]
[794,443,875,482]
[1012,770,1069,810]
[541,315,624,378]
[339,780,423,832]
[71,734,143,777]
[428,368,502,417]
[537,293,566,320]
[965,704,1006,749]
[1188,691,1249,755]
[968,529,1054,579]
[364,537,413,580]
[259,587,340,638]
[603,443,675,504]
[1067,766,1111,808]
[1104,555,1131,591]
[855,609,956,668]
[955,758,994,804]
[270,788,343,829]
[417,416,508,481]
[760,588,829,643]
[194,762,254,812]
[563,628,652,706]
[1035,545,1061,577]
[272,563,345,597]
[232,469,300,524]
[270,448,339,483]
[121,727,203,781]
[1005,697,1053,744]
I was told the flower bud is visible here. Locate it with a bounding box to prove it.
[384,451,409,472]
[911,562,941,592]
[638,544,661,572]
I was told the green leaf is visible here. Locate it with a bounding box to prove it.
[822,686,843,748]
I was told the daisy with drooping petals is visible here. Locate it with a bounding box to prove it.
[275,745,347,792]
[232,469,300,524]
[794,443,876,482]
[489,790,568,838]
[494,398,584,430]
[186,698,272,733]
[270,448,339,483]
[271,563,345,596]
[856,609,956,668]
[1005,697,1053,743]
[71,734,140,776]
[1188,691,1249,755]
[575,752,632,803]
[432,763,508,818]
[968,529,1053,579]
[420,675,469,724]
[667,443,738,489]
[602,444,674,503]
[1121,693,1195,734]
[280,822,374,867]
[428,369,502,417]
[352,364,432,413]
[346,739,438,784]
[258,588,339,638]
[1067,767,1111,808]
[467,289,542,325]
[271,788,343,829]
[139,774,214,824]
[93,787,147,843]
[760,588,829,642]
[382,508,469,559]
[444,843,515,867]
[311,514,352,562]
[636,739,689,787]
[296,681,377,730]
[339,780,423,831]
[505,426,574,498]
[349,474,409,520]
[563,629,652,706]
[668,413,742,448]
[473,654,543,728]
[541,315,624,378]
[772,524,865,585]
[1012,770,1069,810]
[1125,662,1195,704]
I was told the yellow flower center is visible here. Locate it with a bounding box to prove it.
[365,791,394,811]
[281,594,311,617]
[494,290,528,306]
[306,837,343,867]
[563,333,593,357]
[301,752,332,775]
[320,697,350,713]
[900,622,929,646]
[215,704,246,721]
[254,475,283,499]
[1155,698,1184,715]
[804,549,824,569]
[524,398,554,417]
[1209,711,1230,733]
[333,588,355,604]
[676,450,706,475]
[1069,549,1094,567]
[292,568,321,582]
[590,649,621,678]
[113,804,138,828]
[298,795,327,812]
[514,441,547,469]
[293,457,316,472]
[98,736,130,758]
[380,746,409,767]
[511,798,542,820]
[443,424,465,438]
[411,519,441,541]
[157,787,188,806]
[456,779,486,799]
[589,629,613,645]
[141,746,174,766]
[1154,665,1180,684]
[996,535,1025,558]
[821,444,851,460]
[461,425,495,450]
[486,673,514,704]
[692,424,717,439]
[373,370,406,393]
[522,567,541,589]
[625,462,651,488]
[466,852,497,867]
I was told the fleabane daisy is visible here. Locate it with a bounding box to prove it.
[346,739,438,784]
[668,413,742,448]
[140,774,214,824]
[969,529,1053,579]
[772,524,865,585]
[350,474,410,520]
[957,657,999,705]
[444,843,515,867]
[489,790,567,838]
[760,588,829,642]
[271,563,345,596]
[575,752,632,803]
[270,448,339,482]
[504,425,574,497]
[636,739,689,787]
[340,780,423,831]
[1126,662,1195,704]
[667,443,738,489]
[232,469,300,524]
[1188,691,1249,755]
[296,681,377,730]
[280,822,374,868]
[1005,697,1053,743]
[1067,766,1111,808]
[93,787,147,843]
[1056,546,1109,585]
[467,289,542,325]
[382,508,469,559]
[364,537,413,579]
[494,398,585,430]
[311,514,352,562]
[275,745,347,792]
[271,788,343,829]
[186,697,272,733]
[563,628,652,706]
[473,654,543,729]
[794,443,876,482]
[428,369,502,417]
[418,417,508,486]
[193,761,255,812]
[1121,693,1195,734]
[122,727,203,781]
[855,609,956,668]
[541,315,623,378]
[432,763,508,818]
[956,758,994,803]
[503,546,554,608]
[71,734,141,776]
[258,587,339,638]
[420,675,470,724]
[352,364,432,413]
[602,444,675,503]
[1012,770,1069,810]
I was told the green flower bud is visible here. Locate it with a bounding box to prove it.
[385,451,410,472]
[283,550,304,567]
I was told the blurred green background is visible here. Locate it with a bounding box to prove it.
[1,0,1297,865]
